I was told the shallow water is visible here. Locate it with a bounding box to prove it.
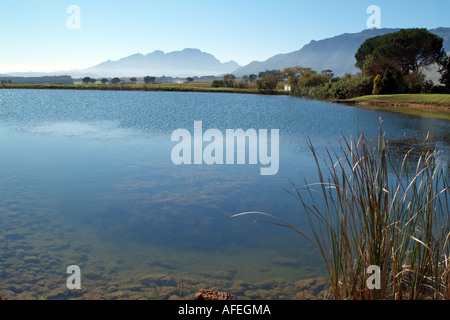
[0,89,448,299]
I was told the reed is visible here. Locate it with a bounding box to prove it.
[233,120,449,300]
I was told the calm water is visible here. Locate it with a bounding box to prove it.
[0,89,449,300]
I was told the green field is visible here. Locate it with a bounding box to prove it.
[352,94,450,107]
[351,94,450,120]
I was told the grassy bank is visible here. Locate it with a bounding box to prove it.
[352,94,450,107]
[0,83,289,96]
[350,94,450,120]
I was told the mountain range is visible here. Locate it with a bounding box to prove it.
[80,48,240,78]
[233,27,450,77]
[4,27,450,79]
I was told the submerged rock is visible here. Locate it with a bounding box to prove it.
[140,273,177,287]
[195,288,234,300]
[293,277,328,299]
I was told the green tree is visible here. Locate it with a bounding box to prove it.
[356,28,445,76]
[248,74,258,83]
[298,71,329,87]
[223,74,236,88]
[111,77,121,85]
[130,77,137,84]
[256,74,279,91]
[101,78,109,85]
[144,76,156,84]
[282,66,312,89]
[82,77,91,84]
[439,54,450,89]
[186,77,194,83]
[321,69,335,80]
[258,70,281,78]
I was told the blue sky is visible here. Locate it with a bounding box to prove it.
[0,0,449,73]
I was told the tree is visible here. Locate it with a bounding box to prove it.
[439,54,450,89]
[144,76,156,84]
[248,74,258,83]
[242,75,249,83]
[222,74,236,88]
[258,70,281,78]
[356,28,445,76]
[130,77,137,84]
[403,70,426,93]
[256,70,283,91]
[111,77,121,85]
[186,77,194,83]
[89,78,97,84]
[82,77,91,84]
[101,78,109,85]
[321,69,335,80]
[298,72,329,88]
[282,66,313,88]
[256,74,279,91]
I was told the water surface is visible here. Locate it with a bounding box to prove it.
[0,89,448,299]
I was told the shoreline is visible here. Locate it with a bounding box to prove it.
[0,83,290,96]
[351,100,450,112]
[332,97,450,121]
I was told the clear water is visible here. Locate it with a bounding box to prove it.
[0,89,449,299]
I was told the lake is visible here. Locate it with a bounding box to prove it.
[0,89,449,300]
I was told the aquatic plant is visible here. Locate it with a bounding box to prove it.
[234,120,449,300]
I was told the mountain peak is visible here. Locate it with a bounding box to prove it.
[81,48,241,78]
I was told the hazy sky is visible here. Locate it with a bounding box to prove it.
[0,0,449,73]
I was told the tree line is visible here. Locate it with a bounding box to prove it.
[213,28,450,99]
[81,76,160,85]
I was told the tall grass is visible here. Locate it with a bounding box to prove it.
[233,121,449,300]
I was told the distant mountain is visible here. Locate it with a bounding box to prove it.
[79,48,241,78]
[5,28,449,80]
[233,28,450,77]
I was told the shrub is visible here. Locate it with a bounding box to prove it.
[404,70,426,93]
[372,74,382,95]
[256,75,279,91]
[328,75,372,99]
[211,80,224,88]
[233,82,249,89]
